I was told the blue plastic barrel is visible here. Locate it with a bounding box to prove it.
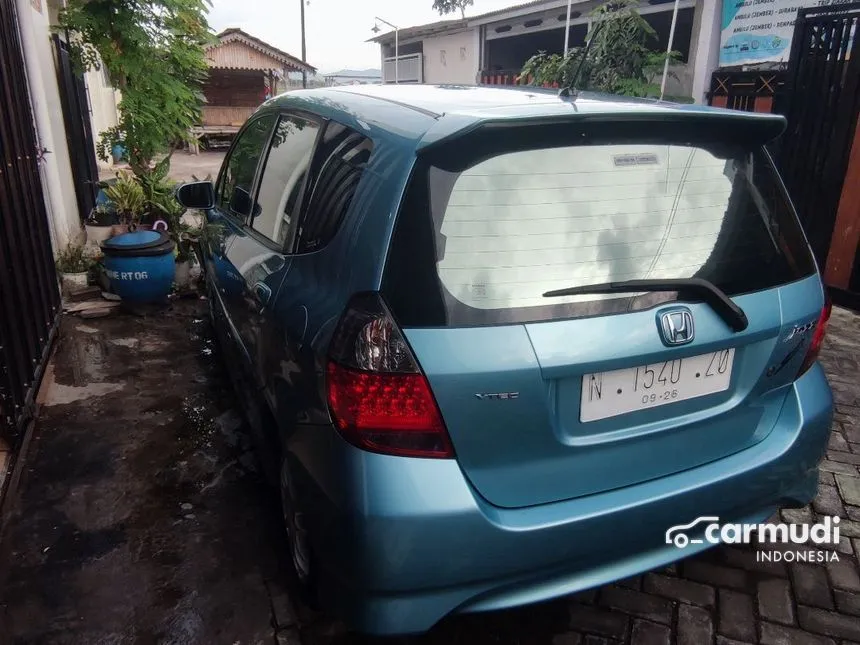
[102,231,175,303]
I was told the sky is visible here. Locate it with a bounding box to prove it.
[207,0,521,73]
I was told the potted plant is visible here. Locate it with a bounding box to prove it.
[85,204,116,246]
[56,242,97,294]
[104,171,145,235]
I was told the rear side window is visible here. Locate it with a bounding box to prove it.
[296,122,373,253]
[383,139,815,326]
[252,114,320,246]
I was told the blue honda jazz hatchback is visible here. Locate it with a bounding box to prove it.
[176,85,833,635]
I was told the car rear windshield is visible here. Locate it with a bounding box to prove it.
[382,128,816,327]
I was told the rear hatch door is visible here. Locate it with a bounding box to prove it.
[382,115,820,509]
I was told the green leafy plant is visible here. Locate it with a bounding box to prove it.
[56,243,98,274]
[520,0,683,99]
[58,0,212,175]
[104,171,146,226]
[138,155,179,224]
[432,0,473,18]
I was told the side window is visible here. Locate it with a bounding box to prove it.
[218,115,276,220]
[251,114,320,245]
[296,122,374,253]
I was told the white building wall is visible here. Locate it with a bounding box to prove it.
[16,0,81,250]
[84,68,121,169]
[689,0,721,105]
[422,30,479,85]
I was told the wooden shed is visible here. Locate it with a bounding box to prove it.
[192,28,316,152]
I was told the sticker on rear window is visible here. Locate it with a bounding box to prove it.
[469,283,488,300]
[613,153,659,167]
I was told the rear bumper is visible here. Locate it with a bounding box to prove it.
[287,364,832,635]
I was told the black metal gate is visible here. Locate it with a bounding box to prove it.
[779,3,860,270]
[53,34,98,221]
[0,0,62,439]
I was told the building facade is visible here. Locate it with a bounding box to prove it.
[371,0,722,104]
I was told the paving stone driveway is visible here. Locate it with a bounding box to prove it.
[0,302,858,645]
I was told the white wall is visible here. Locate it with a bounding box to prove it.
[422,29,479,85]
[85,68,121,169]
[689,0,721,105]
[16,0,82,250]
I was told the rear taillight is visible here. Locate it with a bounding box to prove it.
[798,296,832,376]
[326,293,453,459]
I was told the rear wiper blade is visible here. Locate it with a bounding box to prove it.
[543,278,749,332]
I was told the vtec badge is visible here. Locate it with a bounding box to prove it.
[474,392,519,400]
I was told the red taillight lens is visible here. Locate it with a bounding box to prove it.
[325,293,453,459]
[327,362,452,458]
[798,297,832,376]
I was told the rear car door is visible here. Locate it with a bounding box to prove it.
[267,120,376,428]
[225,112,321,394]
[382,117,822,509]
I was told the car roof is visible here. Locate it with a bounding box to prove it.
[264,84,786,150]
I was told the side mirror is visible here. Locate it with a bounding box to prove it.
[175,181,215,210]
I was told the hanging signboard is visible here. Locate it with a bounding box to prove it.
[719,0,847,67]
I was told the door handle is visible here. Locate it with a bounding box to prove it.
[253,282,272,312]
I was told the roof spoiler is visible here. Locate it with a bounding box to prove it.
[415,110,788,155]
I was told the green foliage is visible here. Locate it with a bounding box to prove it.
[520,0,682,98]
[432,0,473,18]
[56,243,97,274]
[138,155,176,216]
[58,0,212,174]
[104,171,146,225]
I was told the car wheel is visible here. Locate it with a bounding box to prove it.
[280,460,319,606]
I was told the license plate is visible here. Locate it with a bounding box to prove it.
[580,349,735,422]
